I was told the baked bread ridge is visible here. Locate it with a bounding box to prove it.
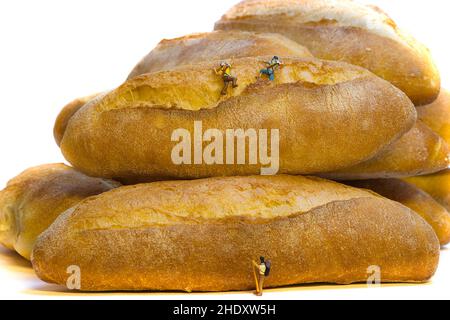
[127,30,313,78]
[103,57,374,112]
[346,179,450,246]
[321,121,450,180]
[31,175,440,292]
[59,57,416,183]
[0,163,121,260]
[215,0,440,105]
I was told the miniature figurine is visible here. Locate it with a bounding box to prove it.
[214,61,238,95]
[260,56,282,81]
[252,256,271,296]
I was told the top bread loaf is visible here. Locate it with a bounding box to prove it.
[215,0,440,105]
[128,30,313,78]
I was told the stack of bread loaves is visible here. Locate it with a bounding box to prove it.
[1,0,449,292]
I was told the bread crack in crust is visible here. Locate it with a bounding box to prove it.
[104,57,368,112]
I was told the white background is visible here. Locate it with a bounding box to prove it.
[0,0,449,300]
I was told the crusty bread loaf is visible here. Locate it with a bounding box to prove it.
[128,30,313,78]
[404,91,450,215]
[418,89,450,145]
[347,179,450,246]
[322,121,450,180]
[57,56,415,183]
[406,170,450,213]
[54,94,100,146]
[31,175,439,292]
[215,0,440,106]
[0,164,120,260]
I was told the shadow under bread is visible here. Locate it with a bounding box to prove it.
[22,281,431,297]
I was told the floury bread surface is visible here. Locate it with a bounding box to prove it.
[57,57,416,183]
[0,164,120,260]
[215,0,440,105]
[128,30,313,78]
[32,175,440,292]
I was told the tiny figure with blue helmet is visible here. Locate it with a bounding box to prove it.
[260,56,282,81]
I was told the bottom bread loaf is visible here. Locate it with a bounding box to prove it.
[32,175,440,292]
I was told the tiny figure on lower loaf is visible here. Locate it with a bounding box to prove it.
[214,61,238,95]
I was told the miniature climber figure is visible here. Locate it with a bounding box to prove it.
[260,56,282,81]
[214,61,238,95]
[252,256,271,296]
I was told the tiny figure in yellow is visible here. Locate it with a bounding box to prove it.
[252,256,271,296]
[214,62,238,95]
[260,56,282,81]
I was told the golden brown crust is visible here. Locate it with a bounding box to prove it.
[127,30,313,78]
[58,57,416,183]
[418,89,450,145]
[0,164,120,260]
[54,94,99,146]
[406,170,450,213]
[346,179,450,246]
[30,175,384,228]
[31,175,439,292]
[321,121,450,180]
[215,0,440,105]
[107,57,371,112]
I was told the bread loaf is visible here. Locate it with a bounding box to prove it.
[0,164,120,260]
[417,89,450,145]
[31,175,439,292]
[406,170,450,213]
[347,179,450,245]
[404,91,450,215]
[128,30,313,78]
[57,56,416,183]
[54,94,100,146]
[215,0,440,105]
[322,121,450,180]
